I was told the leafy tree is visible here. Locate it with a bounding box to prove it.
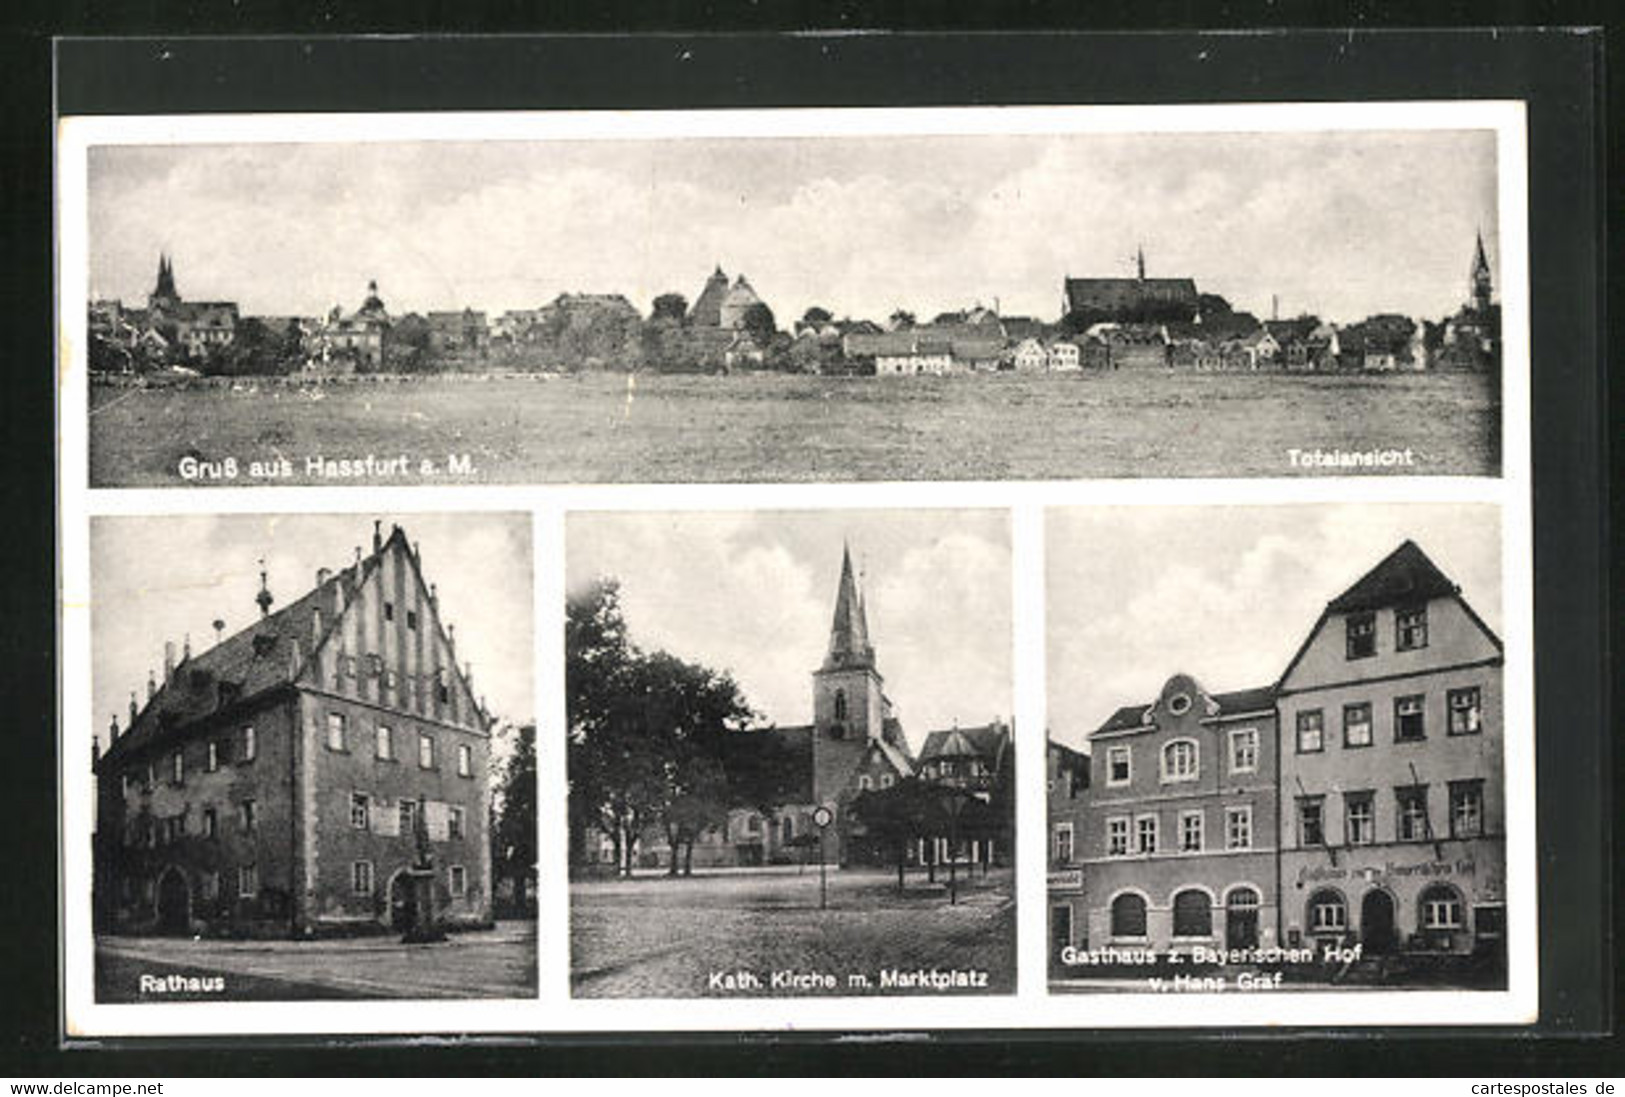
[490,722,537,915]
[386,313,434,372]
[651,293,689,323]
[740,301,777,347]
[888,309,916,330]
[801,306,833,326]
[851,778,950,891]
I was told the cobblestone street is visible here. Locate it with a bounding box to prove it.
[96,919,537,1002]
[571,866,1016,998]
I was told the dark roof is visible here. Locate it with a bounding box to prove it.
[98,553,376,770]
[917,722,1010,766]
[1264,317,1321,343]
[1064,276,1198,314]
[1095,685,1275,735]
[1325,539,1460,614]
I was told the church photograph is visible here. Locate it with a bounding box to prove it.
[566,509,1016,998]
[85,513,538,1002]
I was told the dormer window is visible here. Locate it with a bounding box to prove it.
[1167,692,1192,716]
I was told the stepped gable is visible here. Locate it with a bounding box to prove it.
[1325,539,1460,614]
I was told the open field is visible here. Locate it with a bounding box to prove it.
[95,919,537,1002]
[87,370,1500,486]
[570,866,1016,998]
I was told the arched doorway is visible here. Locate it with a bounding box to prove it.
[1226,888,1261,950]
[389,871,416,931]
[156,866,190,934]
[1361,888,1398,954]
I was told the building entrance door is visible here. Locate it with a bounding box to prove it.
[1050,904,1073,960]
[156,867,190,934]
[1225,888,1260,950]
[1361,889,1398,954]
[390,873,415,931]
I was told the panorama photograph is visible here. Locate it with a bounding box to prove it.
[80,120,1504,486]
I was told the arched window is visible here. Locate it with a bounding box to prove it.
[1308,888,1348,932]
[1172,888,1213,937]
[834,689,848,721]
[1110,892,1148,938]
[1226,887,1261,913]
[1419,884,1463,931]
[1161,739,1199,782]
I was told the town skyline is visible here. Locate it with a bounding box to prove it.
[565,510,1012,752]
[1046,503,1505,752]
[88,129,1499,327]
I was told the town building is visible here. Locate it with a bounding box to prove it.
[1276,540,1504,959]
[1438,233,1502,371]
[687,266,765,330]
[1063,249,1200,323]
[426,308,491,358]
[1011,337,1049,373]
[93,522,494,938]
[1071,675,1280,956]
[1047,739,1089,961]
[123,254,242,361]
[309,280,391,369]
[1046,340,1082,372]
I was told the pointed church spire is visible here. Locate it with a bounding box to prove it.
[1470,230,1493,312]
[823,543,875,671]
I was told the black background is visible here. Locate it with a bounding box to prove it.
[2,13,1616,1078]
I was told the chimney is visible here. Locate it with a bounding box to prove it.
[107,714,118,743]
[213,618,227,644]
[353,546,362,566]
[316,567,332,588]
[429,583,438,608]
[1272,294,1280,321]
[146,671,156,700]
[93,733,101,766]
[128,690,138,727]
[289,635,303,677]
[163,641,176,682]
[182,632,192,662]
[373,520,383,554]
[447,623,456,649]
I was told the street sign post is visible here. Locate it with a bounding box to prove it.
[812,804,833,911]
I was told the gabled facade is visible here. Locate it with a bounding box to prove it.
[1277,540,1504,957]
[93,523,493,938]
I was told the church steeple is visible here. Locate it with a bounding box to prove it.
[823,543,874,671]
[150,253,179,309]
[1470,231,1493,313]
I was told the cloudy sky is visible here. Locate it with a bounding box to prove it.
[1046,503,1503,750]
[566,510,1011,750]
[88,128,1497,325]
[90,513,534,753]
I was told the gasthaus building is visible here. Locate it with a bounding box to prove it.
[93,522,494,938]
[1071,676,1280,956]
[1276,540,1504,958]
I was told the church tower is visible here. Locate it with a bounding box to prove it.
[149,253,180,313]
[1470,231,1494,314]
[810,545,886,805]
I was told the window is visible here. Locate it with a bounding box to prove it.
[880,774,894,789]
[144,763,154,792]
[1167,692,1192,716]
[1345,792,1375,844]
[457,743,472,777]
[1053,823,1074,864]
[201,871,219,901]
[1106,745,1131,787]
[1309,889,1347,932]
[376,724,393,760]
[352,860,374,896]
[833,689,847,721]
[1110,893,1147,938]
[406,609,418,631]
[1106,816,1130,857]
[1450,780,1484,838]
[350,792,370,830]
[1135,814,1158,855]
[745,814,761,835]
[1229,728,1258,773]
[1343,702,1373,748]
[400,799,418,836]
[237,864,258,899]
[1161,740,1198,783]
[1448,687,1483,735]
[1296,709,1325,753]
[1172,889,1213,938]
[171,751,184,785]
[1420,884,1463,930]
[207,741,219,772]
[1396,786,1430,841]
[1346,612,1376,658]
[449,865,467,898]
[238,799,256,833]
[203,807,217,839]
[781,817,794,844]
[437,681,450,704]
[419,733,435,769]
[342,655,358,679]
[1226,805,1253,850]
[1396,605,1429,651]
[1298,797,1325,846]
[857,774,872,791]
[384,601,394,622]
[241,725,256,762]
[326,712,347,751]
[448,805,465,840]
[1394,695,1426,741]
[1179,810,1204,853]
